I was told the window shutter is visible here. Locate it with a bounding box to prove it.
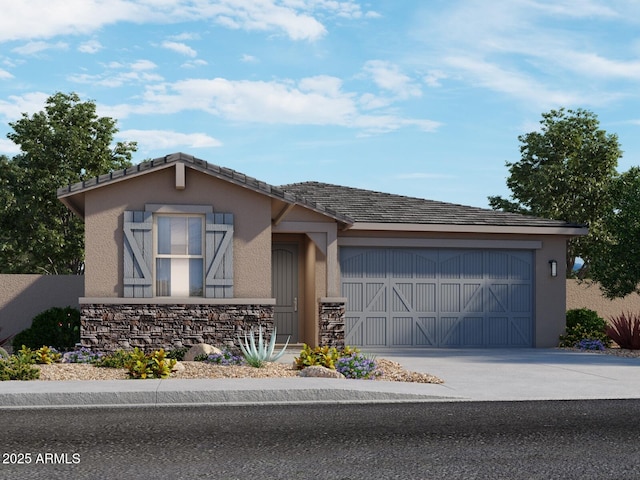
[205,213,234,298]
[123,210,153,298]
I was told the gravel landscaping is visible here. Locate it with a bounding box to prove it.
[35,358,444,384]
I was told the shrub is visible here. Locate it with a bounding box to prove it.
[12,306,80,351]
[166,347,189,361]
[34,346,62,364]
[607,312,640,350]
[0,355,40,381]
[197,348,245,366]
[559,308,611,348]
[335,353,381,379]
[237,327,290,368]
[124,348,177,379]
[294,344,360,370]
[62,347,104,364]
[94,349,135,369]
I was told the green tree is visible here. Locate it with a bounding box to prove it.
[589,167,640,298]
[488,108,621,275]
[0,92,136,274]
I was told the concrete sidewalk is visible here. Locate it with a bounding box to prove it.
[0,349,638,408]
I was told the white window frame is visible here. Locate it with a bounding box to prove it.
[153,213,205,297]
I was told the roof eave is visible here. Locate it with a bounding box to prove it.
[347,222,589,236]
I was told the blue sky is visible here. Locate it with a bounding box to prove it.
[1,0,639,208]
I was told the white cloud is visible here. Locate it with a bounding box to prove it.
[241,54,258,63]
[0,0,367,43]
[118,129,222,150]
[0,69,13,80]
[78,39,103,54]
[411,1,640,108]
[423,70,447,87]
[363,60,422,99]
[108,75,439,134]
[182,59,208,69]
[12,41,68,55]
[161,41,197,58]
[0,92,50,122]
[0,138,20,155]
[68,60,163,87]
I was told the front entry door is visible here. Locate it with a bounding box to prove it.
[272,243,299,343]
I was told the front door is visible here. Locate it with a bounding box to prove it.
[272,243,299,343]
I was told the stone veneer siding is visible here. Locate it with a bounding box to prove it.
[318,300,345,349]
[81,303,274,352]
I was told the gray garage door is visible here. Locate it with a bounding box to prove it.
[340,248,534,348]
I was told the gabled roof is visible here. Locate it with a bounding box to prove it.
[57,152,587,235]
[57,152,353,224]
[280,181,585,230]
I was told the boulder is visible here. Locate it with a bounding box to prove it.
[183,343,222,361]
[298,366,345,379]
[172,361,185,372]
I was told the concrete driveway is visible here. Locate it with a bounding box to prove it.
[364,348,640,401]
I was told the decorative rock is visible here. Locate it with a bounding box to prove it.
[183,343,222,361]
[298,366,345,379]
[172,361,186,372]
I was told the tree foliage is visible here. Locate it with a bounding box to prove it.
[589,167,640,298]
[488,108,621,275]
[0,92,136,274]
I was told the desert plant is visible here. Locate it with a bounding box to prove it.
[559,308,611,348]
[166,347,189,361]
[124,348,177,379]
[34,346,62,364]
[0,355,40,381]
[12,306,80,351]
[94,349,136,369]
[335,353,381,379]
[62,347,103,364]
[197,348,246,366]
[294,344,360,370]
[237,326,290,368]
[16,345,36,364]
[607,312,640,350]
[576,339,605,351]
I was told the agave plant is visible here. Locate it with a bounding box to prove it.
[237,326,290,368]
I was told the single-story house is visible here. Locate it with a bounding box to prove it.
[57,152,587,351]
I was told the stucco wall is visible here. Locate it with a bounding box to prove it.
[566,279,640,321]
[83,165,272,298]
[0,275,84,342]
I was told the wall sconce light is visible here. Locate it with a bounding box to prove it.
[549,260,558,277]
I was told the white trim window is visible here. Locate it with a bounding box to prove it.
[155,215,204,297]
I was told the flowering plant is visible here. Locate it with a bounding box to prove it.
[335,353,382,380]
[201,349,246,366]
[576,338,605,351]
[62,347,104,364]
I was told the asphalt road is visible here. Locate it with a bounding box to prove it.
[2,400,640,479]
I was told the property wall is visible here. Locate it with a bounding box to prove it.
[0,275,84,343]
[566,279,640,321]
[83,166,272,298]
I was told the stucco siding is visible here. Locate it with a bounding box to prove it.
[83,166,272,298]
